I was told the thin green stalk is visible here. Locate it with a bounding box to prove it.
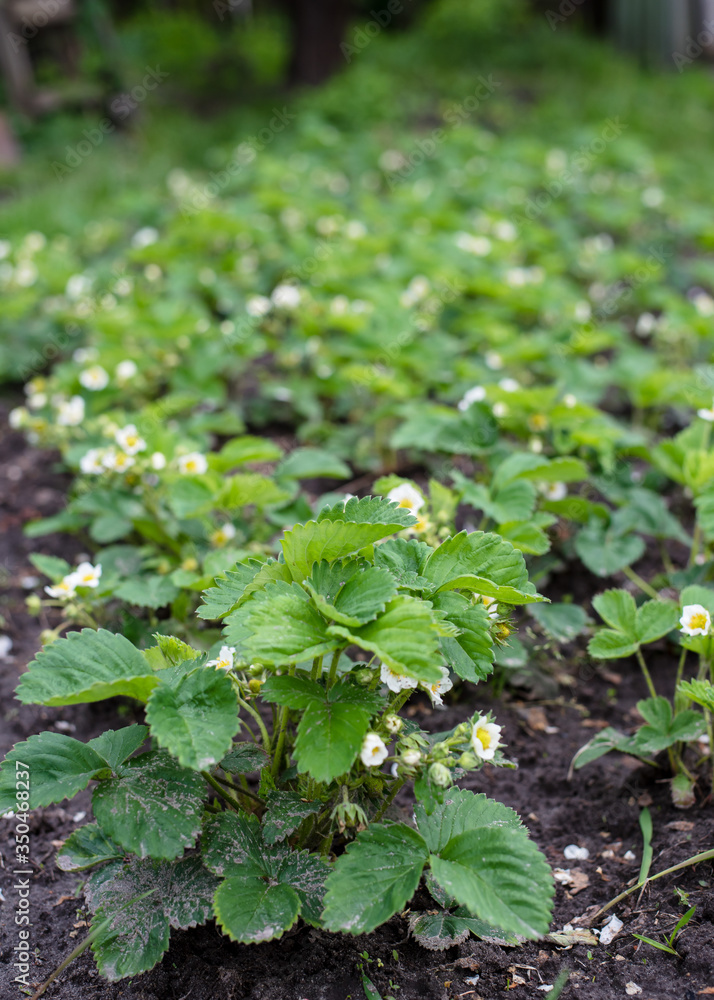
[271,706,290,780]
[211,772,265,807]
[592,848,714,922]
[622,565,659,601]
[237,696,270,749]
[202,771,243,812]
[310,656,323,682]
[635,649,658,700]
[326,648,341,690]
[674,647,688,712]
[372,778,405,823]
[387,688,414,714]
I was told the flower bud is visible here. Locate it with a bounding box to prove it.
[429,762,452,787]
[40,628,60,646]
[430,741,449,759]
[247,663,264,676]
[383,714,403,734]
[248,678,262,695]
[353,668,374,687]
[454,722,471,738]
[401,749,421,767]
[458,751,478,769]
[181,556,199,572]
[26,594,42,614]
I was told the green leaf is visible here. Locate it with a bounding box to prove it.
[16,628,158,706]
[0,733,109,812]
[318,495,419,528]
[415,788,523,854]
[92,750,205,859]
[592,590,637,635]
[678,678,714,712]
[373,538,433,591]
[612,488,690,545]
[211,435,283,471]
[328,595,444,684]
[232,581,338,664]
[571,727,643,770]
[529,603,588,642]
[115,574,180,609]
[422,531,544,604]
[88,725,149,771]
[305,560,398,626]
[587,630,639,660]
[145,666,239,770]
[29,552,72,580]
[276,447,351,480]
[262,791,322,845]
[215,473,290,511]
[56,823,124,872]
[283,508,415,581]
[635,600,680,644]
[86,856,218,980]
[575,522,645,577]
[219,743,270,774]
[633,697,705,753]
[261,674,326,709]
[498,520,551,556]
[151,634,199,666]
[214,877,302,943]
[409,908,504,950]
[322,823,429,934]
[167,477,215,518]
[431,593,494,683]
[429,826,554,939]
[197,562,263,619]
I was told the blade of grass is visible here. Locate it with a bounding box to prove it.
[638,807,653,885]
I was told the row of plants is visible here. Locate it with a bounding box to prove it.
[3,0,714,986]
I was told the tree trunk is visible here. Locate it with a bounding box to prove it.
[281,0,352,86]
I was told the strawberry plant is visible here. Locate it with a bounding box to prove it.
[0,497,554,981]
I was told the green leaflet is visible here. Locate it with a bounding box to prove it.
[304,560,397,626]
[409,908,508,951]
[15,628,158,706]
[92,750,206,859]
[529,602,588,642]
[431,592,494,683]
[85,856,218,981]
[373,538,434,591]
[570,726,643,770]
[575,521,645,577]
[0,732,110,812]
[429,826,554,939]
[276,446,351,480]
[197,561,263,619]
[262,791,322,844]
[115,574,180,609]
[414,788,523,855]
[56,823,124,872]
[230,581,338,664]
[422,531,545,604]
[322,823,429,934]
[219,743,270,774]
[327,595,444,684]
[145,666,240,770]
[633,697,704,754]
[588,590,680,659]
[678,678,714,712]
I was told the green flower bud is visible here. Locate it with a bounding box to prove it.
[458,751,478,769]
[25,594,42,614]
[383,714,403,734]
[429,762,452,787]
[353,668,374,687]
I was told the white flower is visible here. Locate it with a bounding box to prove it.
[0,635,13,658]
[635,312,656,336]
[72,347,96,364]
[102,449,135,473]
[380,662,418,693]
[271,284,301,309]
[178,452,208,475]
[492,401,509,418]
[65,274,92,300]
[679,604,711,637]
[563,393,577,408]
[15,262,38,286]
[211,523,237,547]
[458,385,486,411]
[401,749,421,767]
[131,226,159,248]
[455,232,492,256]
[57,395,85,426]
[206,645,235,671]
[115,424,146,455]
[9,407,28,429]
[80,448,105,474]
[485,350,503,370]
[641,186,664,208]
[74,562,102,588]
[346,219,367,239]
[541,482,567,501]
[499,377,519,393]
[246,295,271,318]
[697,399,714,422]
[493,220,517,241]
[693,292,714,317]
[45,574,79,600]
[387,482,424,514]
[421,667,453,707]
[360,733,389,768]
[383,714,403,734]
[79,365,109,391]
[471,716,502,761]
[27,393,47,410]
[116,359,138,381]
[477,595,500,619]
[150,451,167,470]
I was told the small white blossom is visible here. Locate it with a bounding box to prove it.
[471,716,502,761]
[45,574,79,600]
[80,448,105,474]
[635,312,656,336]
[401,749,422,767]
[271,284,301,309]
[421,666,453,707]
[574,301,592,323]
[116,359,138,381]
[150,451,167,470]
[56,395,85,427]
[641,186,663,208]
[541,482,567,501]
[206,645,235,671]
[0,635,13,658]
[485,350,503,370]
[697,399,714,422]
[9,407,28,429]
[387,482,424,514]
[115,424,146,455]
[563,393,577,408]
[102,449,135,473]
[383,714,403,734]
[65,274,92,300]
[246,295,271,318]
[79,365,109,391]
[498,377,519,393]
[380,662,418,693]
[679,604,711,637]
[493,220,517,241]
[455,232,492,256]
[693,292,714,317]
[131,226,159,248]
[493,401,509,418]
[360,733,388,768]
[27,393,47,410]
[74,562,102,588]
[178,452,208,475]
[458,385,486,411]
[210,523,237,547]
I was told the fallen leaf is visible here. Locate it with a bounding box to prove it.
[666,820,694,832]
[547,928,599,948]
[697,989,714,995]
[637,792,653,807]
[52,895,75,907]
[524,707,548,731]
[568,869,590,895]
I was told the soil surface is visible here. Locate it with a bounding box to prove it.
[1,400,713,1000]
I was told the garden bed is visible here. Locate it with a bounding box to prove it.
[1,405,712,1000]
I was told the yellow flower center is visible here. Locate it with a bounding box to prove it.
[126,435,138,447]
[476,727,492,749]
[371,745,381,756]
[689,612,708,630]
[186,461,197,472]
[398,499,413,509]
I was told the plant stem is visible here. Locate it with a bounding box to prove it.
[202,771,243,811]
[310,656,323,682]
[372,778,405,823]
[211,772,265,807]
[622,565,659,600]
[237,696,270,749]
[635,649,658,700]
[592,848,714,922]
[674,647,688,711]
[271,706,289,780]
[327,648,341,690]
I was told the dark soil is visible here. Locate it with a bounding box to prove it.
[1,401,713,1000]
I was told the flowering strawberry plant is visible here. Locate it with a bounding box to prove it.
[0,497,554,981]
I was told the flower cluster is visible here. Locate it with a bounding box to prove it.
[45,563,102,601]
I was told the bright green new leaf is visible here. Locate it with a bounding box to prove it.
[587,630,639,660]
[431,593,494,682]
[197,561,263,619]
[415,788,522,854]
[635,600,680,644]
[322,823,429,934]
[592,589,637,635]
[422,531,544,604]
[16,628,158,706]
[232,581,338,663]
[215,473,290,511]
[678,678,714,712]
[145,666,239,770]
[633,697,704,754]
[305,560,398,626]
